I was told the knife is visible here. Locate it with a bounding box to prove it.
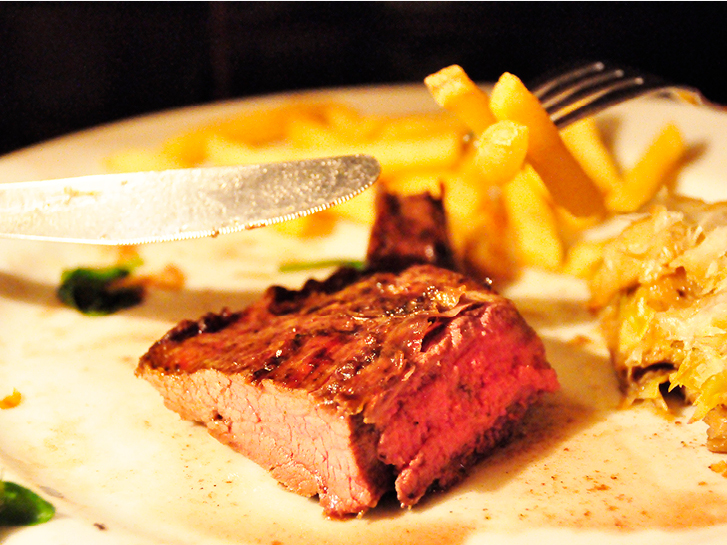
[0,154,380,245]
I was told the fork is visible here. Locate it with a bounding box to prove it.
[529,60,710,129]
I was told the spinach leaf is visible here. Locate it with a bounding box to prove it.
[0,481,55,526]
[57,258,144,315]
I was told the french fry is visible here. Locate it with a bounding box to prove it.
[322,103,384,142]
[462,195,516,281]
[206,130,463,177]
[561,239,608,279]
[473,120,529,186]
[384,170,445,198]
[329,186,378,224]
[364,132,464,176]
[554,206,602,248]
[286,115,347,148]
[502,164,564,270]
[442,172,486,226]
[561,117,622,196]
[489,72,606,217]
[211,103,330,146]
[438,172,487,255]
[377,112,466,141]
[424,65,496,135]
[205,134,312,166]
[156,130,211,167]
[319,102,362,125]
[271,213,336,238]
[606,123,686,213]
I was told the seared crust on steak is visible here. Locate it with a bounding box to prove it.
[137,190,558,516]
[143,266,495,412]
[367,191,455,272]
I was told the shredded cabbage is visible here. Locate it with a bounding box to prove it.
[591,197,727,435]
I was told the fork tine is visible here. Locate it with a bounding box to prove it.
[550,78,652,127]
[537,68,628,111]
[551,78,705,128]
[529,60,707,129]
[531,61,606,100]
[546,74,644,117]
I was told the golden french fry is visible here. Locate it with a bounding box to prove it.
[554,206,602,249]
[211,103,330,146]
[462,195,516,281]
[438,172,485,255]
[205,134,311,165]
[474,120,529,186]
[442,171,485,223]
[561,117,622,195]
[329,186,378,224]
[322,103,383,142]
[320,102,364,128]
[364,132,465,175]
[286,116,346,148]
[424,65,496,135]
[502,164,564,270]
[489,72,606,217]
[107,106,332,172]
[377,112,467,140]
[561,239,608,278]
[606,123,685,213]
[383,170,445,198]
[207,130,463,177]
[271,212,336,238]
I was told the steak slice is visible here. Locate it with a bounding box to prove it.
[137,192,558,516]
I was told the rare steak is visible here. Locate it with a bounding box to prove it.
[137,191,559,516]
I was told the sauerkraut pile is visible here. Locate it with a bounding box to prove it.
[591,196,727,452]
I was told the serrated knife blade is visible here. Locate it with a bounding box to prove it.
[0,154,380,245]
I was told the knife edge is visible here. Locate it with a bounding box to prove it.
[0,154,380,245]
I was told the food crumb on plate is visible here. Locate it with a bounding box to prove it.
[0,388,21,409]
[709,460,727,477]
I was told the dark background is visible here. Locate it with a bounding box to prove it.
[2,2,726,156]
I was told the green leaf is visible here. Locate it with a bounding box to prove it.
[57,258,144,315]
[0,481,55,526]
[278,259,365,273]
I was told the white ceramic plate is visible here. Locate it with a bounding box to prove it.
[3,85,727,545]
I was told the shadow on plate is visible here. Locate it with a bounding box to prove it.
[122,285,262,323]
[0,271,60,309]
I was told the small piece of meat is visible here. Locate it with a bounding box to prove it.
[137,190,558,516]
[366,191,456,272]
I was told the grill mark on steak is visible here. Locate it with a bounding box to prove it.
[163,309,244,343]
[137,190,558,516]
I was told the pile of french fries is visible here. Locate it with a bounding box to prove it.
[107,65,687,281]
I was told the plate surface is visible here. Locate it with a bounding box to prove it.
[3,85,727,545]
